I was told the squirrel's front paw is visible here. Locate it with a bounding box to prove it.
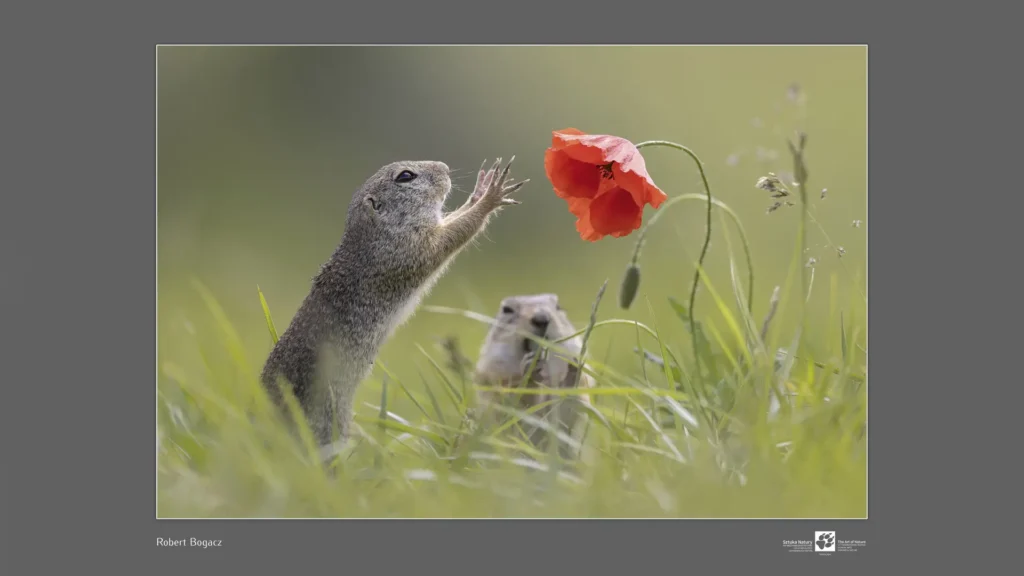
[475,157,528,210]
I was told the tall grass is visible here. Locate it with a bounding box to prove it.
[156,137,867,517]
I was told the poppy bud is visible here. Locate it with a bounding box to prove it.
[619,263,641,309]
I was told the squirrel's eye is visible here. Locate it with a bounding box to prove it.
[501,306,515,315]
[395,170,417,183]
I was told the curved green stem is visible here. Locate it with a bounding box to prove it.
[628,193,754,313]
[633,140,715,384]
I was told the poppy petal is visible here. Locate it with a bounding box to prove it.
[563,197,603,241]
[575,217,604,242]
[551,128,586,141]
[555,141,607,165]
[587,187,643,238]
[612,163,668,209]
[646,182,669,208]
[565,196,592,218]
[555,133,635,166]
[545,148,603,200]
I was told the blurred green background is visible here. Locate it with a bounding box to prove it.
[157,46,866,414]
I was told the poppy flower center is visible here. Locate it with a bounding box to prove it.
[597,162,615,180]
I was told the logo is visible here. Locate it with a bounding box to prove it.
[814,532,836,552]
[783,532,864,554]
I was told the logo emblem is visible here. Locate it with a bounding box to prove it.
[815,532,835,552]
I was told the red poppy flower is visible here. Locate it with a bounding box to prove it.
[544,128,667,241]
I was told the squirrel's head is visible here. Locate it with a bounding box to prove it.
[476,293,578,380]
[348,160,452,230]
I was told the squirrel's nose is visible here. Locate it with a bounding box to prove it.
[530,313,550,331]
[434,161,450,174]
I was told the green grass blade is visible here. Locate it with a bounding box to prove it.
[624,397,686,463]
[704,320,741,376]
[191,277,253,382]
[416,344,464,407]
[667,297,720,387]
[841,311,848,363]
[378,376,389,425]
[488,398,562,437]
[719,212,761,352]
[645,298,679,391]
[573,279,608,387]
[353,414,447,446]
[691,261,753,367]
[483,402,582,453]
[416,370,449,426]
[474,385,691,401]
[393,377,433,422]
[257,285,279,345]
[612,442,687,464]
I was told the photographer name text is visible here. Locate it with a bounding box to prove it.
[157,538,223,549]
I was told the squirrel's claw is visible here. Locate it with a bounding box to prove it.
[502,179,529,197]
[495,156,514,190]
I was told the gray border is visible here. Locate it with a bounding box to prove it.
[6,1,1000,571]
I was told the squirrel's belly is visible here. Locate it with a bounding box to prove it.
[384,268,447,340]
[391,294,421,332]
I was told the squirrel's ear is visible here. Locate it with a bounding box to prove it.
[545,293,562,310]
[363,194,382,221]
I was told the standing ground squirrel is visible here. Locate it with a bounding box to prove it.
[262,158,527,447]
[473,293,595,459]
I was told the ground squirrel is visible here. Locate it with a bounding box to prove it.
[473,293,595,459]
[262,158,527,447]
